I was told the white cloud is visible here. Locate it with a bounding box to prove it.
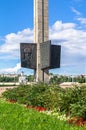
[71,7,81,15]
[50,21,76,40]
[77,17,86,25]
[51,21,75,31]
[0,28,33,56]
[49,20,86,67]
[0,63,21,73]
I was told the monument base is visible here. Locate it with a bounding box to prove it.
[43,69,49,83]
[35,69,49,83]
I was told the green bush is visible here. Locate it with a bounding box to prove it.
[0,75,18,82]
[2,83,61,110]
[57,86,80,113]
[58,84,86,119]
[2,83,86,119]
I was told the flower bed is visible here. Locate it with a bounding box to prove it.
[2,83,86,128]
[26,105,46,112]
[69,117,86,126]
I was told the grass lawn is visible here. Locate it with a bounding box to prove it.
[0,99,86,130]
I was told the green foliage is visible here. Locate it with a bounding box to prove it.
[50,75,72,84]
[0,99,85,130]
[0,76,18,82]
[74,75,85,83]
[27,75,34,82]
[50,75,86,84]
[2,83,61,110]
[2,83,86,120]
[58,85,86,119]
[3,88,18,101]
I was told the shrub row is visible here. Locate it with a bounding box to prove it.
[58,85,86,120]
[2,83,61,110]
[2,83,86,119]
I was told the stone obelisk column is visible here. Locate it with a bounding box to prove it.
[34,0,49,82]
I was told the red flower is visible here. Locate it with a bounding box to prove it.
[8,99,16,103]
[35,106,46,112]
[68,117,86,126]
[26,105,46,112]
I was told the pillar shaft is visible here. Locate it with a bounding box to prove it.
[34,0,49,82]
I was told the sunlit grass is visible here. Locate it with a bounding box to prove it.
[0,99,86,130]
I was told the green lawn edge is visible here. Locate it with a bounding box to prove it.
[0,99,86,130]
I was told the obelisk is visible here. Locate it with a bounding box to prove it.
[34,0,49,82]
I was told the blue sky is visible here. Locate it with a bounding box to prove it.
[0,0,86,76]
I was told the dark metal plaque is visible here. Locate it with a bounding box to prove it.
[40,41,51,69]
[20,43,37,69]
[50,45,61,69]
